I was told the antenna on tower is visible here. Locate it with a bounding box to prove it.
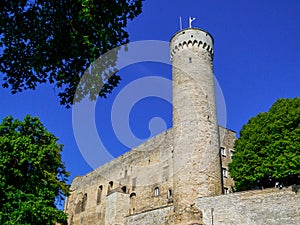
[179,16,182,30]
[189,17,196,28]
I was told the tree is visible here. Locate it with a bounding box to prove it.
[0,0,143,107]
[229,97,300,191]
[0,115,70,225]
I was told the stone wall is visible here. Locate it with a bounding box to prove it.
[65,28,238,225]
[171,28,222,215]
[219,126,236,193]
[65,129,175,224]
[125,206,173,225]
[196,187,300,225]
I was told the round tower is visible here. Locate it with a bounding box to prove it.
[170,28,222,215]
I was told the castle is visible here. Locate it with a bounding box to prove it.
[64,28,300,225]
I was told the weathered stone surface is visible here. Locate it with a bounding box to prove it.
[64,28,298,225]
[197,187,300,225]
[125,206,173,225]
[219,126,236,193]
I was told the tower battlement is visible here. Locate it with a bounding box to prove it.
[170,28,214,59]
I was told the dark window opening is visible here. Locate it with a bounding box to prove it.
[82,193,87,212]
[108,181,113,194]
[121,186,127,193]
[97,185,103,205]
[154,187,160,196]
[168,189,172,198]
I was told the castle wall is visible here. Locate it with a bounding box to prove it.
[124,206,173,225]
[196,187,300,225]
[219,126,236,193]
[65,129,175,224]
[65,27,242,225]
[105,192,129,225]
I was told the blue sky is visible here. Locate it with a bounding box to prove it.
[1,0,300,184]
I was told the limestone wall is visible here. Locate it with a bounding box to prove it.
[171,28,222,215]
[65,129,175,224]
[219,126,236,193]
[196,187,300,225]
[124,206,173,225]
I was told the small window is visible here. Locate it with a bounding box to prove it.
[121,186,127,193]
[230,150,234,158]
[97,185,103,205]
[167,189,172,198]
[82,193,87,212]
[220,147,226,157]
[108,181,113,194]
[189,57,192,63]
[222,168,228,178]
[224,187,229,194]
[154,187,160,196]
[130,193,136,215]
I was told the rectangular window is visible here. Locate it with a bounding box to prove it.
[224,187,229,194]
[230,150,234,158]
[220,147,226,157]
[222,167,228,178]
[154,187,160,196]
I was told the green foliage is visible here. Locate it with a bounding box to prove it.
[0,0,143,107]
[0,115,70,225]
[229,97,300,191]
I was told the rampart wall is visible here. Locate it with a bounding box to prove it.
[196,187,300,225]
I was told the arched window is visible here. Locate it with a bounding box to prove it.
[154,187,160,196]
[97,185,103,205]
[108,181,113,194]
[81,193,87,212]
[74,193,83,214]
[130,192,137,215]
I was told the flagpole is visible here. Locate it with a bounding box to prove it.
[179,16,182,30]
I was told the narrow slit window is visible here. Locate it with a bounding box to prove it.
[154,187,160,196]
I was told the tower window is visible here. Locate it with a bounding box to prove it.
[189,57,192,63]
[230,150,235,158]
[167,189,172,198]
[220,147,226,157]
[222,168,228,178]
[154,187,160,196]
[224,187,229,194]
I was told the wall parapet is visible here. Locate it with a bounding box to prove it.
[170,28,214,59]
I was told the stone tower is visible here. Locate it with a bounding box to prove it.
[170,28,222,222]
[65,27,232,225]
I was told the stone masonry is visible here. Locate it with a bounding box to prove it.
[64,28,299,225]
